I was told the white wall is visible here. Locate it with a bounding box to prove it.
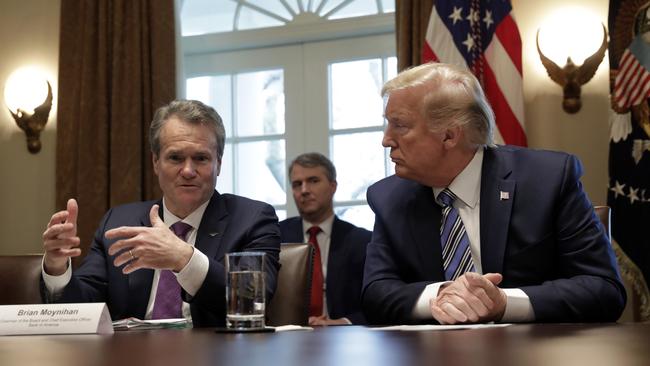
[513,0,610,205]
[0,0,60,254]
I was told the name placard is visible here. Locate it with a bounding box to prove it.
[0,303,113,335]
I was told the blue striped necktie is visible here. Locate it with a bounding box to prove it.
[437,189,475,281]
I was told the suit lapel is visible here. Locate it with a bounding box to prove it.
[289,218,305,243]
[480,147,515,274]
[409,185,445,279]
[326,217,345,309]
[195,192,229,260]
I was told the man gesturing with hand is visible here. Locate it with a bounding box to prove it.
[41,100,280,327]
[106,205,195,274]
[43,198,80,276]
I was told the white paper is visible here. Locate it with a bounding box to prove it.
[112,317,189,331]
[371,323,512,331]
[0,303,113,335]
[272,325,313,332]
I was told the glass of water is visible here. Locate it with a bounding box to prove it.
[225,252,266,330]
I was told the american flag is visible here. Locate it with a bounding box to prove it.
[422,0,526,146]
[608,0,650,285]
[613,35,650,109]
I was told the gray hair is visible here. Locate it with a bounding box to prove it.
[382,62,495,146]
[289,152,337,182]
[149,100,226,160]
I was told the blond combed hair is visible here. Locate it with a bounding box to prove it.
[382,62,495,146]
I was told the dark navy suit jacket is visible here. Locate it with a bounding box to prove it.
[42,191,281,327]
[279,216,371,324]
[362,146,626,325]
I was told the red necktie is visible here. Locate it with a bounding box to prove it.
[307,226,323,317]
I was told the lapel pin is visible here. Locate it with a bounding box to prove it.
[209,232,219,237]
[500,191,510,201]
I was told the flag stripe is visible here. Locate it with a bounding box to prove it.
[614,48,650,109]
[615,51,636,92]
[424,6,467,67]
[614,59,642,104]
[482,60,527,146]
[485,36,525,124]
[422,1,526,146]
[629,74,650,106]
[614,53,639,100]
[615,63,642,106]
[625,73,646,104]
[493,14,522,74]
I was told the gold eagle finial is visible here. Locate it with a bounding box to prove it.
[536,24,608,113]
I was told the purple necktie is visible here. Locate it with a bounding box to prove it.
[151,221,192,319]
[438,189,475,281]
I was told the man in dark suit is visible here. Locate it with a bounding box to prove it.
[362,63,626,325]
[41,100,280,327]
[280,153,370,325]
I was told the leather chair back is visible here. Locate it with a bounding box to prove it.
[594,206,650,322]
[0,254,43,305]
[267,243,313,326]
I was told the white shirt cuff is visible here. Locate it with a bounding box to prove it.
[501,288,535,322]
[175,247,209,297]
[41,257,72,298]
[412,282,450,319]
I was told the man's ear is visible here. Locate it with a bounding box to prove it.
[152,153,160,175]
[442,125,463,149]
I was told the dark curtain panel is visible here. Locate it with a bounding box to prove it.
[57,0,176,261]
[396,0,434,71]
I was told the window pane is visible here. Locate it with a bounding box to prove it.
[327,0,377,19]
[216,143,234,194]
[380,0,395,13]
[386,56,397,80]
[330,59,384,129]
[236,70,285,137]
[384,144,395,176]
[286,0,300,13]
[181,0,235,36]
[319,0,347,16]
[186,75,233,137]
[335,205,375,231]
[246,0,293,20]
[236,140,286,205]
[237,6,285,31]
[331,131,385,201]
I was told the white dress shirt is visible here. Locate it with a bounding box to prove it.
[42,197,211,321]
[412,147,535,322]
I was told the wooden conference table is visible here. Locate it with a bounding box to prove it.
[0,323,648,366]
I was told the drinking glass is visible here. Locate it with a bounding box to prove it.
[225,252,266,329]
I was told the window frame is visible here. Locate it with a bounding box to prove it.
[181,11,395,223]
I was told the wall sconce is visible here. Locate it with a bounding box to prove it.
[4,68,53,154]
[536,24,608,114]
